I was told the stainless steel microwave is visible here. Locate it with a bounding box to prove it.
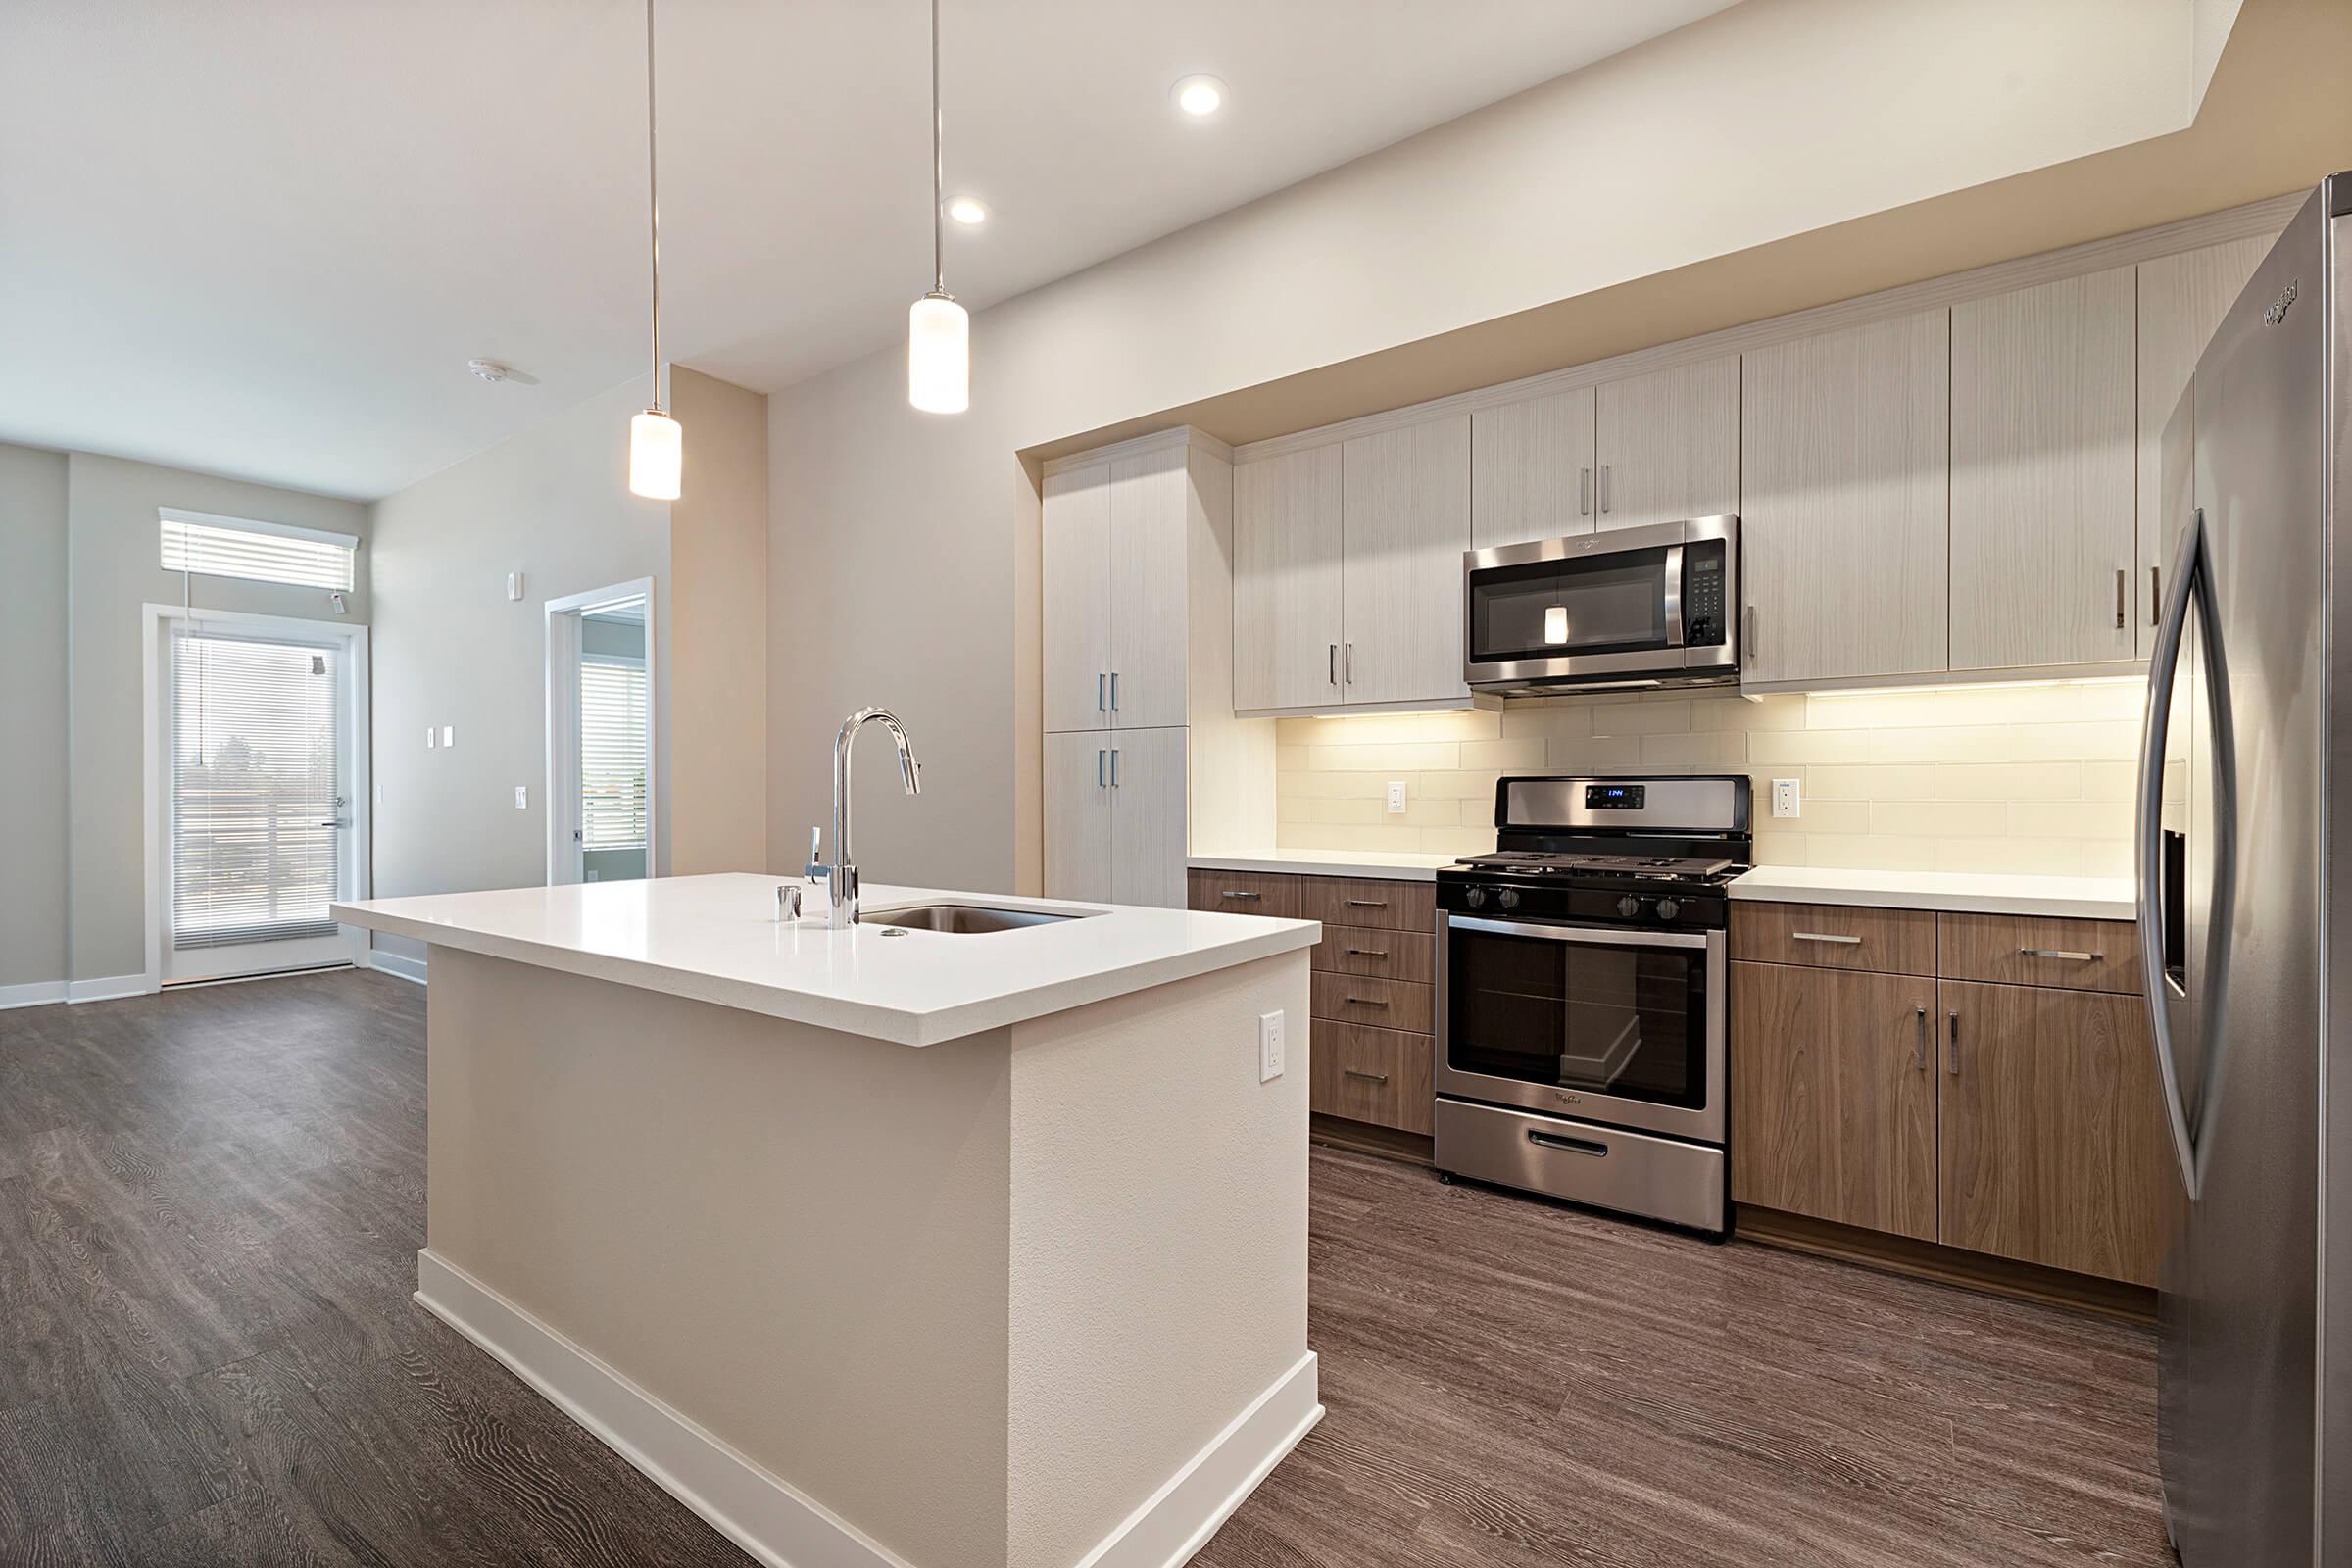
[1462,514,1739,694]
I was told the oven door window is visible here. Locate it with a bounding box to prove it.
[1446,920,1707,1108]
[1468,547,1670,665]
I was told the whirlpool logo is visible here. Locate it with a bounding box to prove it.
[2264,279,2299,326]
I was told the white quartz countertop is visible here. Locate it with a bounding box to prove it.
[1186,849,1460,882]
[332,873,1319,1047]
[1729,866,2136,921]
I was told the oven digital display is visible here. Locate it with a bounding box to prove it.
[1584,784,1645,809]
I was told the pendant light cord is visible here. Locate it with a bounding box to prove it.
[930,0,945,296]
[645,0,663,411]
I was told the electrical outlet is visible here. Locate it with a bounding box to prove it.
[1387,780,1407,814]
[1772,778,1801,818]
[1258,1010,1286,1082]
[514,785,528,809]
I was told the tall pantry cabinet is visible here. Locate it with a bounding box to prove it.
[1041,428,1259,906]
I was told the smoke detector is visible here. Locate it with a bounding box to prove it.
[467,358,514,383]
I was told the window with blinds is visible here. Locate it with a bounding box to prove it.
[580,658,650,851]
[170,630,344,949]
[160,509,358,592]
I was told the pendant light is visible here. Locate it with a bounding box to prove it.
[628,0,683,499]
[907,0,968,414]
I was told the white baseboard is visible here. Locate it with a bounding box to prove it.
[415,1250,914,1568]
[67,973,156,1004]
[1071,1352,1321,1568]
[368,950,428,986]
[416,1249,1317,1568]
[0,980,68,1011]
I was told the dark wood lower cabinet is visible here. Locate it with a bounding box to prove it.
[1309,1020,1434,1135]
[1730,961,1938,1241]
[1937,979,2184,1288]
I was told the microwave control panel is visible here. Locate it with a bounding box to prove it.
[1681,541,1729,647]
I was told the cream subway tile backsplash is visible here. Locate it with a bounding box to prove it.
[1269,679,2144,868]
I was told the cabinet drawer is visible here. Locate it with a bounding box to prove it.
[1937,912,2141,995]
[1186,869,1302,919]
[1731,902,1936,975]
[1301,876,1435,934]
[1311,973,1434,1034]
[1311,924,1434,984]
[1310,1020,1433,1135]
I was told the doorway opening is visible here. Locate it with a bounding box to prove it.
[143,606,370,986]
[546,580,658,885]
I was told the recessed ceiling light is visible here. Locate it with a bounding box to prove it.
[947,197,988,225]
[1172,74,1226,119]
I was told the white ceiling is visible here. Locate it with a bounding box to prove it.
[1,0,1740,500]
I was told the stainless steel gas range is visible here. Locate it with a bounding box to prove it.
[1432,774,1749,1236]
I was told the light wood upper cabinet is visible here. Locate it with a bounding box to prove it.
[1937,979,2183,1287]
[2136,233,2277,653]
[1107,726,1187,908]
[1041,464,1112,733]
[1949,266,2137,671]
[1741,310,1950,686]
[1731,961,1938,1241]
[1592,354,1740,532]
[1340,415,1471,707]
[1042,730,1113,903]
[1106,447,1188,729]
[1233,443,1345,710]
[1471,386,1595,550]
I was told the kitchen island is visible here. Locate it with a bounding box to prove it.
[331,873,1321,1568]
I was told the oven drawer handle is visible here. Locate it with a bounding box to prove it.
[1527,1129,1609,1158]
[1790,931,1863,946]
[2018,947,2100,962]
[1343,1068,1390,1085]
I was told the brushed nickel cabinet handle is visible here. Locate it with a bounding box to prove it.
[1109,748,1120,788]
[1329,643,1338,685]
[1219,889,1262,901]
[1345,996,1390,1008]
[1344,642,1354,684]
[2019,947,2100,962]
[1599,464,1612,514]
[1913,1004,1928,1071]
[1098,749,1106,789]
[1579,466,1592,516]
[1097,671,1106,711]
[1744,604,1756,658]
[1946,1010,1961,1076]
[1108,670,1119,710]
[2115,567,2127,629]
[1791,931,1862,945]
[2150,564,2162,627]
[1344,947,1388,958]
[1343,1068,1390,1085]
[1346,898,1390,908]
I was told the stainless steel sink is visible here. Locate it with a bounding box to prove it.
[861,904,1083,934]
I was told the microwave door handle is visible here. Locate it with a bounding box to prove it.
[1661,544,1686,648]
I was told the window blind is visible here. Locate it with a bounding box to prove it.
[161,510,357,591]
[171,630,343,949]
[580,659,650,851]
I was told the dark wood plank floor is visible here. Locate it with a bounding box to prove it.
[0,971,2168,1567]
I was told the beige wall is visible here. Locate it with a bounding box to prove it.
[666,368,770,876]
[368,378,672,946]
[66,452,368,983]
[1274,683,2144,877]
[768,0,2209,891]
[0,443,69,989]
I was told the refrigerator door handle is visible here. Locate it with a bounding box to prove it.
[2136,508,2238,1202]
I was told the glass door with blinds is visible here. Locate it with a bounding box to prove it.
[545,584,656,885]
[161,623,362,981]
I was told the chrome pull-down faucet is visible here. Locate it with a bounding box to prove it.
[807,707,921,928]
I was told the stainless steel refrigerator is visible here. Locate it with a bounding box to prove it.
[2141,172,2352,1566]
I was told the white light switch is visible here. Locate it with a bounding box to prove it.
[441,725,456,749]
[506,572,525,602]
[1387,780,1407,814]
[1772,778,1801,819]
[425,727,436,750]
[1258,1010,1286,1083]
[514,785,528,809]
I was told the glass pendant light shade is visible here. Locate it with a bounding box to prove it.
[628,408,683,500]
[908,291,969,414]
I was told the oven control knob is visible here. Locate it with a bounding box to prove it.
[1464,886,1487,908]
[1615,895,1642,918]
[1655,898,1682,921]
[1496,887,1520,911]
